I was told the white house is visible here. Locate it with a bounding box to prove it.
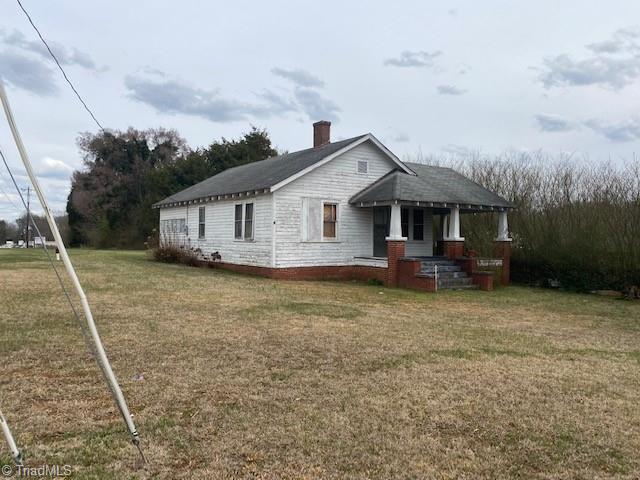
[153,121,513,291]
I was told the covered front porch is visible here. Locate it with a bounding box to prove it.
[349,164,514,291]
[356,202,512,291]
[364,203,511,259]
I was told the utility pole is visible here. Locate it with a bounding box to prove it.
[20,186,30,247]
[0,80,144,461]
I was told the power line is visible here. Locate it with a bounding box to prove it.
[0,146,85,327]
[15,0,105,132]
[0,179,21,211]
[0,145,101,395]
[0,97,147,463]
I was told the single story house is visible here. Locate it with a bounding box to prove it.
[153,121,513,291]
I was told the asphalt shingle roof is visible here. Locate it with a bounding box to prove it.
[154,137,511,210]
[153,135,367,207]
[349,163,513,209]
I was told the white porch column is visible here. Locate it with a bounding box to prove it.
[442,214,450,240]
[386,203,407,241]
[496,210,512,241]
[447,206,464,241]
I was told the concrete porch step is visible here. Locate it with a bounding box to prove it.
[433,271,469,279]
[417,271,467,279]
[415,273,477,290]
[439,277,474,287]
[441,283,479,290]
[420,265,461,273]
[420,260,457,267]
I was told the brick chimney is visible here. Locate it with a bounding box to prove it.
[313,120,331,147]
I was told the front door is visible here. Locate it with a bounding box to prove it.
[373,206,390,257]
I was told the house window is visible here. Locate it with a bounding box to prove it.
[234,203,254,240]
[323,203,337,238]
[162,218,187,234]
[244,203,254,240]
[401,208,409,238]
[413,209,424,241]
[198,207,206,238]
[234,204,243,239]
[357,160,369,174]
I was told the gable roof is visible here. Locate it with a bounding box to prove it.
[349,163,513,210]
[153,134,412,208]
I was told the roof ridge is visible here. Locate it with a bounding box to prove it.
[403,161,455,171]
[154,133,370,207]
[268,133,368,160]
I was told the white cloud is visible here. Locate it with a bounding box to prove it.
[125,72,340,123]
[584,117,640,142]
[534,114,576,132]
[1,29,101,70]
[125,74,297,122]
[293,87,340,122]
[271,68,325,88]
[0,50,57,95]
[437,84,466,95]
[384,50,442,68]
[38,157,75,179]
[539,26,640,90]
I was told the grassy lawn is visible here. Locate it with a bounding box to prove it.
[1,249,639,479]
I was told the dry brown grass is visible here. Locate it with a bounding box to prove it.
[1,249,639,479]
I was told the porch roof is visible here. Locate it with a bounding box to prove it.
[349,163,513,210]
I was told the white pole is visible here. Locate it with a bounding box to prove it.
[434,264,438,292]
[448,206,464,241]
[496,210,511,241]
[0,81,140,445]
[386,203,407,241]
[0,409,22,466]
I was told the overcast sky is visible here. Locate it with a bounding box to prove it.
[1,0,639,220]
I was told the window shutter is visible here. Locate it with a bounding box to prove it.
[302,198,322,241]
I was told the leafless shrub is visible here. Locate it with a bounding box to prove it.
[146,228,200,266]
[150,244,200,266]
[409,151,640,291]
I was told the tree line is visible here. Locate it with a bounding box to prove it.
[66,127,277,248]
[3,125,637,292]
[415,150,640,291]
[0,214,70,245]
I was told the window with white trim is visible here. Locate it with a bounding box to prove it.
[244,203,254,240]
[234,204,243,239]
[234,203,255,240]
[323,203,338,239]
[161,218,187,235]
[198,207,206,239]
[357,160,369,174]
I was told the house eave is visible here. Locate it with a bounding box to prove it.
[350,199,514,211]
[152,188,271,209]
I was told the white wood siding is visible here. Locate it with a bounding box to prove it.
[158,194,273,267]
[404,208,434,257]
[273,140,398,267]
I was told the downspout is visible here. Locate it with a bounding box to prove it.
[271,191,277,268]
